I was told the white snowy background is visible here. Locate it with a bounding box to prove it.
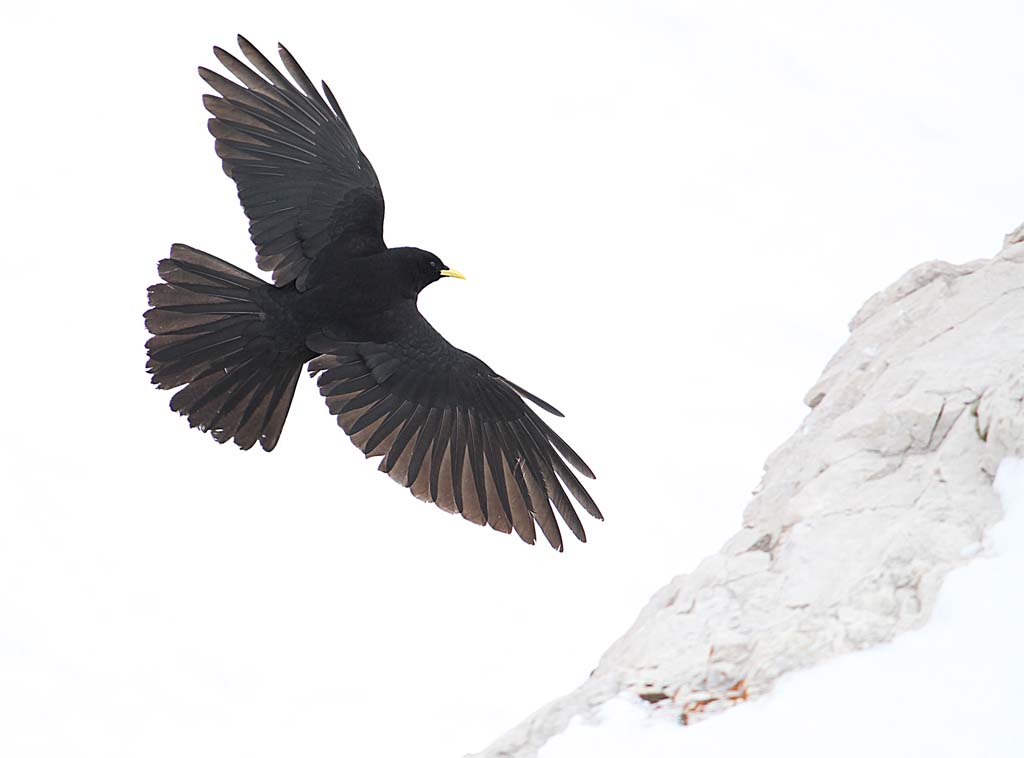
[2,1,1022,756]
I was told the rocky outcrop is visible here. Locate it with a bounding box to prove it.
[468,223,1024,757]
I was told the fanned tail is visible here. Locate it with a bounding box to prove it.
[144,243,310,451]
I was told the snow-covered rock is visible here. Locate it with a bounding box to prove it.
[467,223,1024,758]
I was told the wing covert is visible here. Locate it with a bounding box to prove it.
[201,36,386,290]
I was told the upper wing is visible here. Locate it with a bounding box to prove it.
[307,328,601,551]
[200,36,385,290]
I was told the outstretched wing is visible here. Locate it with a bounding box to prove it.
[200,36,385,290]
[307,325,601,551]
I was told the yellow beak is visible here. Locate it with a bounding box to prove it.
[440,268,466,280]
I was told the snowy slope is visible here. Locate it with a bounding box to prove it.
[472,226,1024,757]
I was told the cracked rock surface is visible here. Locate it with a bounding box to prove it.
[466,223,1024,758]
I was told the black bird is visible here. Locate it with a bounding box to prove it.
[145,36,600,550]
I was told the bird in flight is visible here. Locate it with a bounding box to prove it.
[145,36,600,550]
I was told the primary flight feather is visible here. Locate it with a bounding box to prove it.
[144,36,600,550]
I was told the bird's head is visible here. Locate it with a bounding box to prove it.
[392,246,466,295]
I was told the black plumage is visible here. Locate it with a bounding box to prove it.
[145,36,600,550]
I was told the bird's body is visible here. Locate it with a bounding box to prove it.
[304,251,450,334]
[145,37,599,549]
[259,251,431,343]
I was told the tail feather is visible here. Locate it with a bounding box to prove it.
[145,244,310,451]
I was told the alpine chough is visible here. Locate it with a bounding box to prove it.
[144,36,600,550]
